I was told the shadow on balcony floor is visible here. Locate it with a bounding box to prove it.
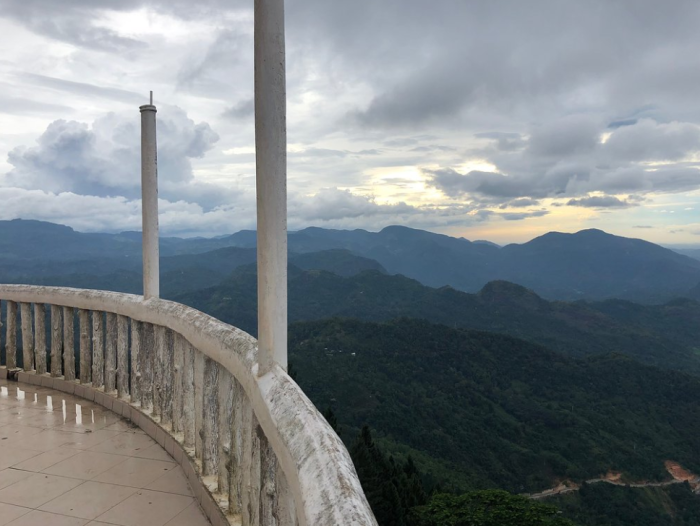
[0,379,211,526]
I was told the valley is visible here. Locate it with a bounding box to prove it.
[2,219,700,525]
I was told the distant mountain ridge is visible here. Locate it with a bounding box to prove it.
[177,265,700,376]
[222,224,700,301]
[1,219,699,302]
[673,248,700,261]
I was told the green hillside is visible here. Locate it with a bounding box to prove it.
[289,318,700,493]
[552,483,700,526]
[180,266,700,375]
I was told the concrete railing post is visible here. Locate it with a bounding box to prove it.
[140,93,160,300]
[255,0,288,374]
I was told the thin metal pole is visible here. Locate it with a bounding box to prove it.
[140,95,160,300]
[255,0,287,374]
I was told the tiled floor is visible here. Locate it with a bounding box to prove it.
[0,379,211,526]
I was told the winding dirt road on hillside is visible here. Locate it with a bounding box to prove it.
[528,461,700,500]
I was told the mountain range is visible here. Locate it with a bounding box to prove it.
[177,265,700,376]
[2,219,700,302]
[3,219,700,525]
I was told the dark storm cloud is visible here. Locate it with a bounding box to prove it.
[10,0,700,125]
[222,98,254,120]
[602,119,700,162]
[527,116,601,158]
[383,138,418,147]
[426,167,575,201]
[289,148,383,159]
[327,1,700,129]
[177,29,250,93]
[475,132,521,140]
[502,210,550,221]
[291,188,417,221]
[429,160,700,204]
[290,148,348,158]
[566,196,635,208]
[608,119,638,129]
[475,132,526,152]
[499,198,540,209]
[350,63,471,127]
[586,165,700,195]
[430,113,700,205]
[4,0,700,235]
[410,145,455,153]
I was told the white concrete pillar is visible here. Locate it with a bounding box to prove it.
[140,94,160,300]
[255,0,287,374]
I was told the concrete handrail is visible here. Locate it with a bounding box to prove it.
[0,284,376,526]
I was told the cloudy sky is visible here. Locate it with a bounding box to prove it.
[1,0,699,244]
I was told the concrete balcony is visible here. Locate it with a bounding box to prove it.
[0,286,377,526]
[0,377,209,526]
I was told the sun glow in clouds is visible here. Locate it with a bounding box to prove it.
[455,160,498,174]
[363,165,444,205]
[93,8,233,40]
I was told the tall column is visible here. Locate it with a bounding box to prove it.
[255,0,288,374]
[140,93,160,300]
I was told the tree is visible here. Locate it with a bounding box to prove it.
[350,426,428,526]
[323,406,339,433]
[410,490,576,526]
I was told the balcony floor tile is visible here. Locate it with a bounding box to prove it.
[0,380,210,526]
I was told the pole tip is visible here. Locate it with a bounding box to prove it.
[150,91,153,105]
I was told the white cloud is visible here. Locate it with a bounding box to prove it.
[428,117,700,206]
[4,107,223,206]
[602,119,700,162]
[2,1,700,241]
[290,188,416,222]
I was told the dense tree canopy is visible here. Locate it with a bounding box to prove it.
[292,318,700,493]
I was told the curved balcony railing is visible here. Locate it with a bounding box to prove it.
[0,284,377,526]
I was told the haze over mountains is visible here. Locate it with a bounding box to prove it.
[4,218,700,525]
[2,219,700,303]
[5,218,700,379]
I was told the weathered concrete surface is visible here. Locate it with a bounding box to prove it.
[34,303,46,374]
[106,312,117,393]
[140,102,160,300]
[130,319,142,403]
[6,300,17,369]
[0,285,377,525]
[92,311,104,387]
[50,304,60,375]
[255,0,288,375]
[20,302,33,371]
[117,313,129,397]
[183,338,196,449]
[79,308,91,383]
[63,306,75,381]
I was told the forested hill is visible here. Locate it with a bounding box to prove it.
[289,318,700,493]
[179,266,700,376]
[3,219,700,302]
